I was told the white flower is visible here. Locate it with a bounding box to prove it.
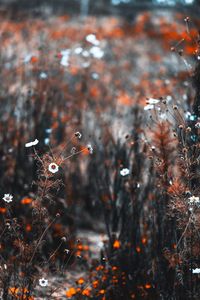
[120,168,130,177]
[71,147,76,154]
[195,122,200,128]
[75,132,82,139]
[60,49,71,67]
[87,144,93,154]
[188,196,200,205]
[3,194,13,203]
[192,268,200,274]
[90,46,104,59]
[23,53,32,63]
[86,34,100,46]
[39,278,48,287]
[144,104,154,111]
[74,47,83,55]
[64,249,70,254]
[39,72,48,79]
[146,98,160,104]
[25,139,39,148]
[48,163,59,174]
[188,196,200,211]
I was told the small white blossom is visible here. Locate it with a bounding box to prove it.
[48,163,59,174]
[39,72,48,79]
[75,132,82,139]
[146,98,160,104]
[64,249,70,254]
[39,278,48,287]
[3,194,13,203]
[87,144,93,154]
[188,196,200,211]
[120,168,130,177]
[82,50,90,57]
[60,49,70,67]
[188,196,200,205]
[74,47,83,55]
[144,104,154,111]
[25,139,39,148]
[71,147,76,154]
[195,122,200,128]
[90,46,104,59]
[23,53,32,63]
[86,34,100,46]
[192,268,200,274]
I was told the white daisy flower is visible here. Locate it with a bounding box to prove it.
[144,104,154,111]
[188,196,200,205]
[60,49,70,67]
[75,132,82,139]
[192,268,200,274]
[86,34,100,46]
[39,72,48,79]
[74,47,83,55]
[195,122,200,129]
[23,53,32,63]
[120,168,130,177]
[3,194,13,203]
[90,46,104,59]
[25,139,39,148]
[48,163,59,174]
[39,278,48,287]
[188,196,200,211]
[87,144,93,154]
[146,98,160,104]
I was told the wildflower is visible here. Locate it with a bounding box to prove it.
[64,249,70,254]
[23,53,32,63]
[146,98,160,104]
[75,131,82,139]
[48,163,59,174]
[90,46,104,59]
[3,194,13,203]
[77,278,85,285]
[82,288,91,296]
[60,49,70,67]
[188,196,200,211]
[26,224,32,232]
[71,147,76,154]
[74,47,83,55]
[195,122,200,128]
[82,50,90,57]
[39,278,48,287]
[192,268,200,274]
[144,104,154,111]
[120,168,130,176]
[66,287,77,298]
[44,138,50,145]
[39,72,48,79]
[113,240,121,249]
[0,207,6,213]
[25,139,39,148]
[87,144,93,154]
[86,34,100,46]
[21,197,32,205]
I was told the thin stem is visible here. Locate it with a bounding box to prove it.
[29,216,57,265]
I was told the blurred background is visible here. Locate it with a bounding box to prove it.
[0,0,199,17]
